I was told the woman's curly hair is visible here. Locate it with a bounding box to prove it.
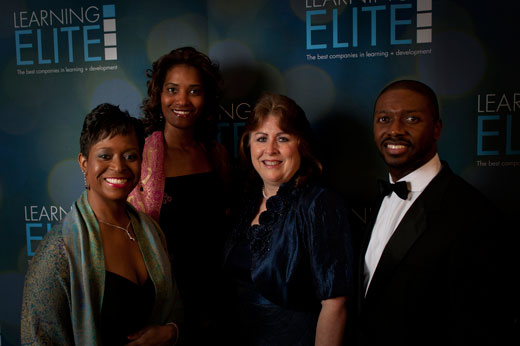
[141,47,223,142]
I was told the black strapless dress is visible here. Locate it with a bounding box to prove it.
[100,271,155,345]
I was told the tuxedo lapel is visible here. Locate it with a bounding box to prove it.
[358,196,384,309]
[361,197,384,259]
[364,164,453,299]
[365,198,428,298]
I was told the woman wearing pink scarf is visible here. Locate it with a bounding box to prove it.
[128,47,231,345]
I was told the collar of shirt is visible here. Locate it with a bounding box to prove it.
[390,153,442,196]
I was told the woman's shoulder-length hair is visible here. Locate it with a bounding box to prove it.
[238,92,322,188]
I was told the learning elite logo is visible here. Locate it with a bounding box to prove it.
[13,4,118,65]
[305,0,433,50]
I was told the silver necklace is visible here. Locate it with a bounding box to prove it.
[97,218,136,241]
[262,186,268,199]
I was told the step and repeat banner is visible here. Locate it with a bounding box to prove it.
[1,1,518,344]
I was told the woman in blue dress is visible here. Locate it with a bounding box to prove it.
[224,92,354,346]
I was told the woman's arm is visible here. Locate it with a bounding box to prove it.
[126,323,179,346]
[315,296,347,346]
[21,232,73,345]
[305,188,353,345]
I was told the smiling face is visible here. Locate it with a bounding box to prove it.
[374,88,442,181]
[79,132,141,208]
[249,114,301,191]
[161,64,205,131]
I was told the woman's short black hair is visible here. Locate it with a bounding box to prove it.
[79,103,145,157]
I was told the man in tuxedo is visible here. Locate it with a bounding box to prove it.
[358,80,515,345]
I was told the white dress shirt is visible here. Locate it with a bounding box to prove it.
[364,154,442,295]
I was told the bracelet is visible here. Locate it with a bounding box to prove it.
[166,322,179,345]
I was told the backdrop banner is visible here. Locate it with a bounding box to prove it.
[1,1,518,344]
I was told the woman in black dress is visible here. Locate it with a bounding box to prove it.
[128,47,231,344]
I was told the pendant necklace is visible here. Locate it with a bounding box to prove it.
[97,218,136,241]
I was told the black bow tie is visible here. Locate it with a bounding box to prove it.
[377,179,409,200]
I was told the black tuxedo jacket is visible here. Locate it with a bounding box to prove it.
[357,163,514,346]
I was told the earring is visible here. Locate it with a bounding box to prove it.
[82,171,90,190]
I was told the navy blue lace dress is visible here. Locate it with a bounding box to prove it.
[224,180,354,346]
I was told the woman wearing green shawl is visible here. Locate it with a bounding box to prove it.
[21,103,183,345]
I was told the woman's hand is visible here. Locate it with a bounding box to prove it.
[126,323,178,346]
